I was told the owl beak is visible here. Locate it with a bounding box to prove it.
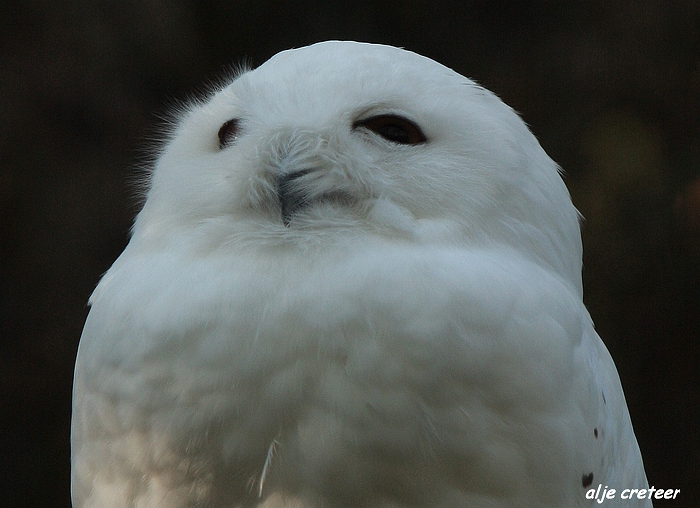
[276,169,312,226]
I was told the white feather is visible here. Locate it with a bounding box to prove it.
[72,41,650,507]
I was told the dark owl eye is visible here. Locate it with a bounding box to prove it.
[354,114,427,145]
[218,118,241,149]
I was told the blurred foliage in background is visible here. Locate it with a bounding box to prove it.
[1,1,698,506]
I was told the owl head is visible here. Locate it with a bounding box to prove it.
[133,41,582,293]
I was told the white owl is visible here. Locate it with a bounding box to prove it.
[71,41,651,507]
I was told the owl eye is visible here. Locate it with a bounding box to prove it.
[354,114,427,145]
[218,118,242,149]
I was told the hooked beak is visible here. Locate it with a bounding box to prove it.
[276,169,312,226]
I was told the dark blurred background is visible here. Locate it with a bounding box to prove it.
[1,1,698,506]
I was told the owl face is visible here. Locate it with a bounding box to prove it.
[134,41,581,289]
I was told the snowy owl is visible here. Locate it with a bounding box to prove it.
[71,41,651,507]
